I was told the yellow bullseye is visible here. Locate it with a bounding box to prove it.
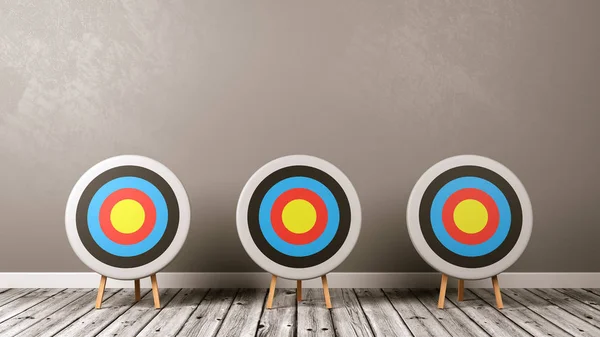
[453,199,488,234]
[281,199,317,234]
[110,199,145,234]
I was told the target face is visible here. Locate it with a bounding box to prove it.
[65,155,190,280]
[237,155,361,280]
[407,155,532,280]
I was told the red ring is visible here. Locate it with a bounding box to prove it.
[270,188,328,245]
[99,188,156,245]
[442,188,499,245]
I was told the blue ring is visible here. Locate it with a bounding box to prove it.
[258,177,340,257]
[430,177,511,257]
[87,177,168,257]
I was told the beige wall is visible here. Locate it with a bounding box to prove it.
[1,0,599,272]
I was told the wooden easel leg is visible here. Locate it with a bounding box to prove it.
[492,275,503,309]
[150,274,160,309]
[134,279,141,302]
[95,275,107,309]
[266,275,277,309]
[297,280,302,302]
[438,274,448,309]
[457,279,465,301]
[321,275,332,309]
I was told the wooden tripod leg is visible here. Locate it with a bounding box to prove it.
[492,275,503,309]
[321,275,332,309]
[150,274,160,309]
[438,274,448,309]
[134,279,141,302]
[297,280,302,302]
[266,275,277,309]
[95,275,107,309]
[457,279,465,301]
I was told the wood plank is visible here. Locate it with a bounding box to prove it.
[298,288,334,337]
[137,289,208,337]
[445,288,529,337]
[54,289,150,337]
[503,288,600,337]
[13,288,119,337]
[215,288,267,337]
[0,289,92,336]
[556,288,600,311]
[96,288,180,337]
[528,288,600,329]
[256,289,295,337]
[383,288,451,337]
[176,288,237,337]
[584,289,600,298]
[470,288,569,337]
[0,289,64,324]
[0,289,37,308]
[410,289,488,337]
[354,288,412,337]
[329,288,373,337]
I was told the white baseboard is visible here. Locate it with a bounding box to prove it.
[1,272,599,289]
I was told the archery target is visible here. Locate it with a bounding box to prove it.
[65,155,190,280]
[407,155,532,280]
[237,155,361,280]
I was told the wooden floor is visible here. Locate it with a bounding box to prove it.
[0,287,599,336]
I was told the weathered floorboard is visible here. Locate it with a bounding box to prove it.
[215,288,267,337]
[54,289,150,337]
[0,289,37,308]
[503,288,600,337]
[584,289,600,298]
[137,288,208,337]
[256,288,295,337]
[96,288,180,337]
[446,288,530,337]
[528,288,600,329]
[298,288,334,337]
[411,289,488,337]
[556,288,600,311]
[0,289,92,336]
[354,288,412,337]
[0,289,64,324]
[329,288,373,337]
[1,288,599,337]
[383,288,451,337]
[470,288,569,337]
[176,288,237,337]
[14,288,119,337]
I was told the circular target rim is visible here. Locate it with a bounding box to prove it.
[237,155,361,280]
[65,155,191,280]
[407,155,532,280]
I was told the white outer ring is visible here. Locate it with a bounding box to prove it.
[65,155,191,280]
[236,155,362,280]
[407,155,533,280]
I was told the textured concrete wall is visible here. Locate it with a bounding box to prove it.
[1,0,599,272]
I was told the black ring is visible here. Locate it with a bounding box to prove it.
[419,166,522,268]
[76,166,180,268]
[247,166,351,268]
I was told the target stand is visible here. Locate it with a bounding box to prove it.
[66,155,190,311]
[437,274,503,309]
[95,274,161,309]
[407,155,532,311]
[237,155,361,310]
[266,275,332,309]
